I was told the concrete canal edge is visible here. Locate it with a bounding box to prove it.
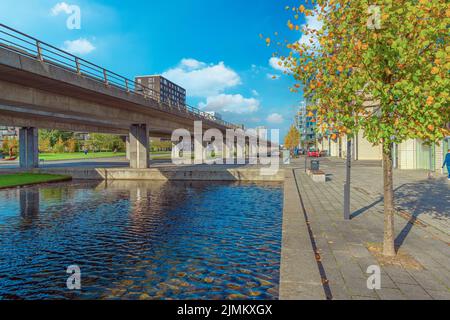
[20,167,285,182]
[279,169,327,300]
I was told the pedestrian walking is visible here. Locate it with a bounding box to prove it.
[442,149,450,180]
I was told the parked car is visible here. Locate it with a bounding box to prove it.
[308,149,320,157]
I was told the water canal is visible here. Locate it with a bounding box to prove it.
[0,180,283,300]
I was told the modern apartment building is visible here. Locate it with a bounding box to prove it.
[295,103,317,148]
[135,75,186,107]
[321,131,450,172]
[205,111,223,121]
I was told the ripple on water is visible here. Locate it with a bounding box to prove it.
[0,181,282,300]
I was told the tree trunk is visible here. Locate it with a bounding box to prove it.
[382,143,396,257]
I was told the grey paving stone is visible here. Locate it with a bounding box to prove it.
[377,288,407,300]
[425,289,450,300]
[382,266,419,285]
[396,283,433,300]
[351,295,379,300]
[343,276,379,298]
[348,244,372,258]
[328,283,351,300]
[279,282,326,300]
[407,270,449,291]
[280,250,323,285]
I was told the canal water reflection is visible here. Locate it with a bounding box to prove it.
[0,180,282,300]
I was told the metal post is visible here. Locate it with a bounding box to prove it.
[344,137,352,220]
[75,57,81,74]
[103,69,108,85]
[36,40,43,61]
[304,144,308,173]
[125,79,129,92]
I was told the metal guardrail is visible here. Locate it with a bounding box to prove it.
[0,23,239,129]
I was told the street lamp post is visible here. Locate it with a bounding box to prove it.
[344,137,352,220]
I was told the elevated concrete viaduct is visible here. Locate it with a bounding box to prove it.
[0,24,247,169]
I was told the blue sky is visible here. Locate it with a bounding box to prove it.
[0,0,311,138]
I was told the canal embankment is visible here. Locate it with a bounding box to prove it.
[3,166,285,182]
[279,168,327,300]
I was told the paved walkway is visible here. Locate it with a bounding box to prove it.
[280,158,450,300]
[321,157,449,237]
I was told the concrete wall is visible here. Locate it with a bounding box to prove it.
[398,139,417,170]
[356,133,382,161]
[32,167,285,182]
[330,139,339,157]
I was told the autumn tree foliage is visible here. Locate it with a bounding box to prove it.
[38,136,52,153]
[284,125,301,154]
[271,0,449,256]
[1,137,9,156]
[65,138,79,153]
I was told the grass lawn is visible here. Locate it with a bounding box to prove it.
[2,151,173,162]
[151,153,172,160]
[39,152,126,161]
[0,173,72,189]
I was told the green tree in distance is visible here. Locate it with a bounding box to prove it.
[53,137,65,153]
[89,134,125,152]
[269,1,449,256]
[1,137,9,156]
[39,130,74,148]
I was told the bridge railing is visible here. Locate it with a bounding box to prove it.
[0,23,239,130]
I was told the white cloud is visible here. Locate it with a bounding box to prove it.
[267,113,284,124]
[298,8,323,47]
[162,59,241,97]
[269,57,289,73]
[62,38,95,55]
[268,9,323,73]
[51,2,72,15]
[180,58,206,70]
[251,90,259,96]
[199,94,259,114]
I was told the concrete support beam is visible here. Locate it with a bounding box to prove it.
[129,124,149,169]
[19,127,39,169]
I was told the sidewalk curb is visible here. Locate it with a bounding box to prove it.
[279,169,327,300]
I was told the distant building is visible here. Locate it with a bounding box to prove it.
[322,130,450,172]
[255,126,268,136]
[0,126,18,144]
[135,75,186,107]
[205,111,223,121]
[295,103,317,148]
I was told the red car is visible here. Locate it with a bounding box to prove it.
[307,150,320,157]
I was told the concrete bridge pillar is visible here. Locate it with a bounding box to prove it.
[223,139,232,162]
[19,127,39,169]
[125,136,130,160]
[129,124,149,169]
[245,140,250,160]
